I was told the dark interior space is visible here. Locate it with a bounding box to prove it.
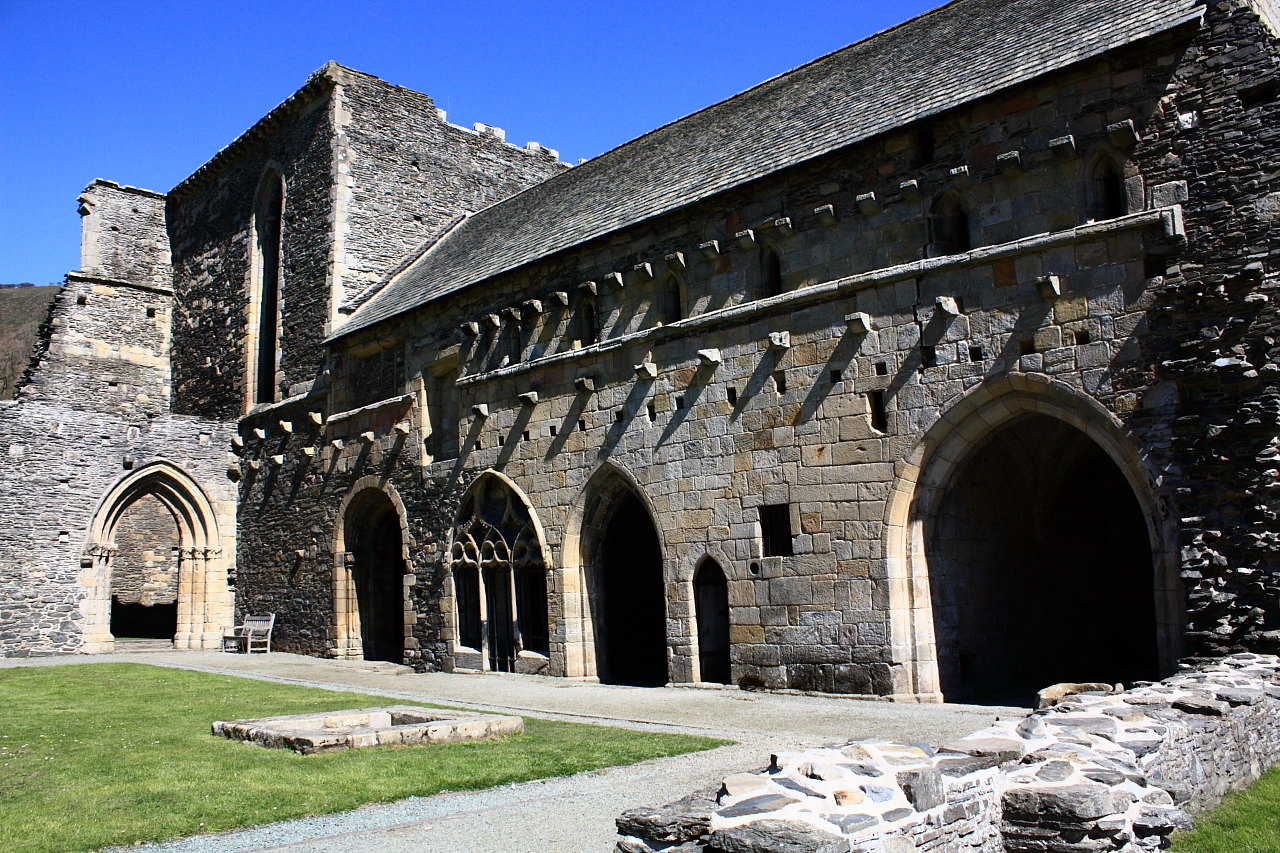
[928,414,1159,706]
[485,566,516,671]
[694,560,731,684]
[599,492,668,686]
[349,495,405,663]
[110,597,176,640]
[515,565,549,655]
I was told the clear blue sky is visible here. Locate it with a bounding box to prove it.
[0,0,937,285]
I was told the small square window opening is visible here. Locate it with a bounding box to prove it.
[760,504,794,558]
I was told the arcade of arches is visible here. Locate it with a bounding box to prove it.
[926,413,1161,705]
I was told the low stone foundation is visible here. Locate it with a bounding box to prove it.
[212,705,523,754]
[617,654,1280,852]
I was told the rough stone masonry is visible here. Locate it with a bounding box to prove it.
[3,0,1280,720]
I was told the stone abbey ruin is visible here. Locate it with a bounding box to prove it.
[4,0,1280,709]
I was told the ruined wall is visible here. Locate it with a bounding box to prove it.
[0,182,236,656]
[615,654,1280,853]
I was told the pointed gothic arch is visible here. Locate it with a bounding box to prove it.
[81,461,230,652]
[333,477,411,661]
[443,471,551,673]
[882,376,1181,702]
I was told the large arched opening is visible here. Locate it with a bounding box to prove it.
[82,462,230,653]
[694,558,731,684]
[571,466,668,687]
[883,377,1182,704]
[445,472,550,674]
[928,414,1158,705]
[335,483,409,663]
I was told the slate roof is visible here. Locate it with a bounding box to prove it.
[334,0,1203,340]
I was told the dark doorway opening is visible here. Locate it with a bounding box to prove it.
[694,559,731,684]
[598,491,667,686]
[348,492,406,663]
[927,414,1159,706]
[110,598,177,639]
[485,565,516,672]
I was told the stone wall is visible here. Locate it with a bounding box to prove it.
[0,182,236,656]
[110,493,181,606]
[615,654,1280,853]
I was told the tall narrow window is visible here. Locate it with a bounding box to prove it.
[761,247,783,299]
[425,364,459,462]
[932,193,971,256]
[660,274,683,324]
[574,299,597,347]
[914,123,936,166]
[501,319,522,366]
[1088,155,1127,221]
[252,172,283,405]
[760,504,794,558]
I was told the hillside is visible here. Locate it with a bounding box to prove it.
[0,285,59,399]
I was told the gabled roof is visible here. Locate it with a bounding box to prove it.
[334,0,1203,340]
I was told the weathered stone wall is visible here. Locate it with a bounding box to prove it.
[0,182,236,656]
[615,654,1280,853]
[110,493,181,606]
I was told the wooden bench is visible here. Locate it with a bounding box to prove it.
[221,613,275,654]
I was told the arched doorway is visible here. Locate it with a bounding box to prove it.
[694,559,731,684]
[447,473,550,673]
[341,488,407,663]
[109,493,180,642]
[82,461,230,653]
[592,489,667,686]
[928,414,1159,704]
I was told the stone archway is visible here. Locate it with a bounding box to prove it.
[566,463,668,687]
[82,461,229,652]
[444,471,551,674]
[333,478,411,662]
[883,375,1182,703]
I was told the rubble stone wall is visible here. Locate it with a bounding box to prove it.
[615,654,1280,853]
[110,493,181,606]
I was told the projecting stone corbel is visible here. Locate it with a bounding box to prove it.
[248,459,262,470]
[998,150,1024,174]
[845,312,874,333]
[553,291,570,307]
[603,271,625,290]
[814,204,838,226]
[461,321,480,337]
[1050,134,1078,161]
[253,428,267,440]
[935,296,962,317]
[302,447,316,458]
[472,403,489,418]
[309,411,324,426]
[574,376,597,394]
[856,193,880,215]
[522,299,544,315]
[226,463,242,481]
[517,391,539,407]
[698,240,721,259]
[394,422,411,436]
[269,455,284,467]
[665,252,686,272]
[632,263,653,284]
[899,180,922,202]
[697,348,722,367]
[949,166,972,188]
[577,280,598,296]
[231,435,245,449]
[735,230,757,250]
[768,331,791,351]
[279,421,293,435]
[635,362,658,379]
[773,217,795,238]
[502,307,521,322]
[1036,275,1062,299]
[483,314,501,330]
[359,431,376,444]
[331,438,345,450]
[1107,119,1139,150]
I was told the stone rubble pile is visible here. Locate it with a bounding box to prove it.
[617,654,1280,853]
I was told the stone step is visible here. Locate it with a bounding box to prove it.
[113,638,176,652]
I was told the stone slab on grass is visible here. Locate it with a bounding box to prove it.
[212,705,523,753]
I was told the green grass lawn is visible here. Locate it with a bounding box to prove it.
[1171,767,1280,853]
[0,663,727,853]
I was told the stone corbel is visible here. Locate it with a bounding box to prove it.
[462,321,481,338]
[603,272,625,290]
[253,428,267,440]
[1036,275,1062,299]
[1050,135,1078,161]
[845,312,874,334]
[1107,119,1139,149]
[814,204,838,226]
[574,376,597,394]
[631,263,653,284]
[949,166,972,188]
[697,348,722,367]
[472,403,489,418]
[279,420,293,435]
[577,280,598,296]
[552,291,570,307]
[483,314,501,330]
[773,217,795,238]
[768,331,791,351]
[522,299,544,315]
[517,391,539,407]
[997,150,1024,174]
[935,296,962,317]
[856,193,881,215]
[665,252,686,273]
[269,455,284,467]
[735,230,757,250]
[309,411,324,426]
[231,435,245,449]
[394,422,411,435]
[899,180,922,202]
[635,362,658,379]
[698,240,721,259]
[359,431,376,444]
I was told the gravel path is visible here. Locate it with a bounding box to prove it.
[3,651,1023,852]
